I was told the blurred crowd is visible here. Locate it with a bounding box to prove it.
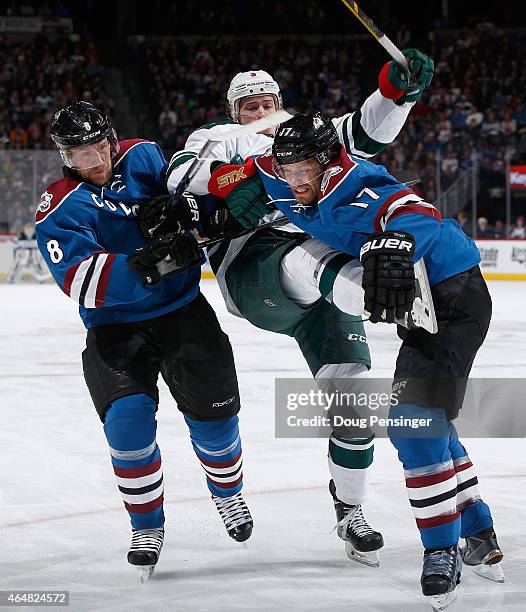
[0,34,114,232]
[455,212,526,239]
[137,27,526,233]
[0,35,113,150]
[1,24,526,237]
[376,28,526,210]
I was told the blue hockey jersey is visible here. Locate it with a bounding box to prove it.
[35,139,200,328]
[255,148,480,287]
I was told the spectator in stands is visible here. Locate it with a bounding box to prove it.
[441,143,459,174]
[450,106,467,131]
[510,215,526,238]
[481,110,501,139]
[437,111,452,144]
[456,211,472,236]
[159,102,178,129]
[477,216,495,238]
[493,219,506,238]
[500,110,517,140]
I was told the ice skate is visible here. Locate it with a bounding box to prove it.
[329,480,383,567]
[460,528,504,583]
[421,545,461,611]
[127,527,164,582]
[212,492,253,542]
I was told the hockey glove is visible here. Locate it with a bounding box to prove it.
[127,233,201,285]
[202,206,245,240]
[359,230,416,324]
[138,191,206,238]
[208,158,274,230]
[378,48,434,104]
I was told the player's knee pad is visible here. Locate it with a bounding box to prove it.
[316,362,369,380]
[103,393,158,452]
[317,363,375,438]
[388,403,451,469]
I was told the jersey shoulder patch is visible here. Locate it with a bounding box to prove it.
[318,148,359,203]
[254,152,274,177]
[35,177,82,224]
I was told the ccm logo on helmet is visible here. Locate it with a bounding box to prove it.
[360,237,413,258]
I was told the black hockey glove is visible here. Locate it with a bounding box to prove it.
[127,233,202,285]
[138,191,206,238]
[359,230,416,324]
[202,205,245,240]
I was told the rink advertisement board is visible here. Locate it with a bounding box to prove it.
[477,239,526,280]
[509,164,526,189]
[1,235,526,281]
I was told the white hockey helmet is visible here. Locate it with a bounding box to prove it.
[227,70,283,122]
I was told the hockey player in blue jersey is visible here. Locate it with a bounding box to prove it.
[206,112,504,609]
[35,101,253,581]
[139,53,435,568]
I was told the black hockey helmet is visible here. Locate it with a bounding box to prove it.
[272,111,340,166]
[50,100,119,169]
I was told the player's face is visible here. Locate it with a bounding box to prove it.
[238,95,277,135]
[73,140,113,186]
[278,158,324,206]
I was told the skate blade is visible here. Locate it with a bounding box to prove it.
[136,565,155,583]
[412,259,438,334]
[428,590,457,611]
[345,542,380,568]
[410,297,437,334]
[472,558,505,583]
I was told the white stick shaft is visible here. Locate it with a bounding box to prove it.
[211,109,294,142]
[379,35,410,73]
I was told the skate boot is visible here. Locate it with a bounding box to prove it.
[421,545,461,611]
[460,528,504,583]
[127,527,164,582]
[329,480,384,567]
[212,492,253,542]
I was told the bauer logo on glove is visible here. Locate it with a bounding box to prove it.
[360,233,414,258]
[359,230,416,324]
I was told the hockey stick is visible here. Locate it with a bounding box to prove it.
[149,109,295,237]
[172,108,294,201]
[339,0,410,78]
[157,215,291,278]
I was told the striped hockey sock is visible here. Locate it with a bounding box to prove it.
[104,394,164,530]
[447,424,493,538]
[185,415,243,497]
[404,459,461,548]
[389,403,461,549]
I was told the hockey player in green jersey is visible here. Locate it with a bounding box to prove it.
[139,50,434,567]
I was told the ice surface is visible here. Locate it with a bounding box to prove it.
[1,280,525,611]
